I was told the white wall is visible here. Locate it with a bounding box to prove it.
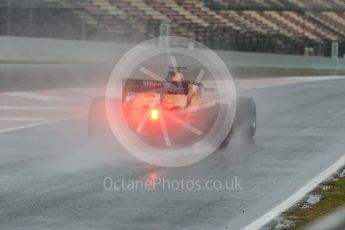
[0,36,132,64]
[1,36,345,71]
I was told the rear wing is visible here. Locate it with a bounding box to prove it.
[122,79,190,100]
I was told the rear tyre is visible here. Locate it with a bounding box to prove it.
[233,97,256,141]
[219,131,231,149]
[219,97,256,149]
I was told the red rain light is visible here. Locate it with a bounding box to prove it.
[149,109,159,121]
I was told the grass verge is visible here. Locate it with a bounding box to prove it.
[282,172,345,229]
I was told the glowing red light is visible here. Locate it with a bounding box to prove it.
[149,109,159,121]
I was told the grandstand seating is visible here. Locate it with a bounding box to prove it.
[1,0,345,56]
[64,0,345,42]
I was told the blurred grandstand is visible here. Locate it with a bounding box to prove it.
[1,0,345,56]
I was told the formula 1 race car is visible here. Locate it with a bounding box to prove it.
[88,68,256,149]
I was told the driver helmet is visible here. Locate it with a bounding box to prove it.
[172,71,184,81]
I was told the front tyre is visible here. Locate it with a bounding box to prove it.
[88,97,108,137]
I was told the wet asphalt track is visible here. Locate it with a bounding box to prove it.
[1,77,345,230]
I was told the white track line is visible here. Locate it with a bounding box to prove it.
[4,92,86,102]
[0,115,82,134]
[0,117,47,122]
[5,92,64,101]
[242,154,345,230]
[71,88,96,93]
[0,106,78,110]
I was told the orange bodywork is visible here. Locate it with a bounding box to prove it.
[126,92,201,123]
